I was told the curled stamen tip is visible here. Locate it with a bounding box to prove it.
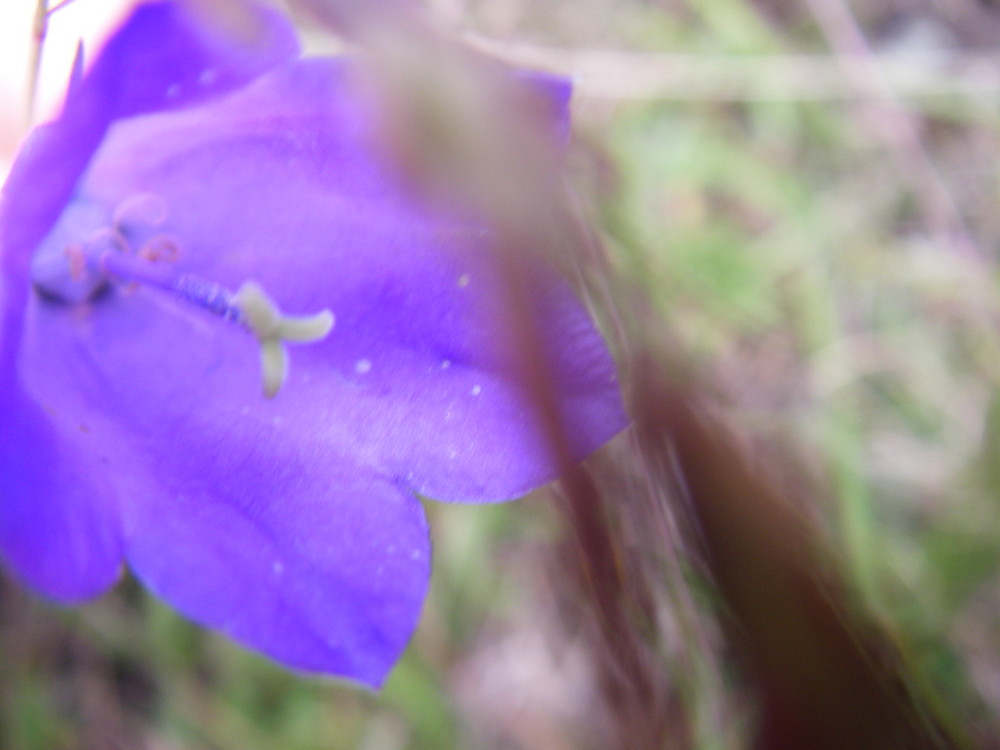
[113,192,169,229]
[138,235,181,262]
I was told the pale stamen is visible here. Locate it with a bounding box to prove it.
[31,194,333,399]
[31,194,333,398]
[233,281,334,397]
[95,251,334,398]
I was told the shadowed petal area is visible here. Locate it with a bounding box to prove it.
[124,456,430,684]
[63,59,626,502]
[0,393,122,602]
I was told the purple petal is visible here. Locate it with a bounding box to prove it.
[1,0,297,347]
[0,0,297,605]
[20,293,430,684]
[58,59,626,501]
[519,69,573,144]
[0,391,122,602]
[124,454,430,685]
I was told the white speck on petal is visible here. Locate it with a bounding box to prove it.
[165,83,181,99]
[198,68,218,86]
[272,561,284,575]
[448,449,457,459]
[457,273,470,288]
[440,359,452,369]
[471,384,482,396]
[355,358,372,374]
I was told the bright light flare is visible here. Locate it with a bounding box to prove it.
[0,0,132,179]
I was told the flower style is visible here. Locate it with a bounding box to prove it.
[0,0,626,687]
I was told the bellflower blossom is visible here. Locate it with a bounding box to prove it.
[0,0,626,687]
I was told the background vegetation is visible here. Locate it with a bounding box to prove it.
[4,0,1000,747]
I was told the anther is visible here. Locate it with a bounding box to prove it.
[64,244,86,281]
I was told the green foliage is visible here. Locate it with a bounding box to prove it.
[5,0,1000,747]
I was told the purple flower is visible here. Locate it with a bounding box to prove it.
[0,1,626,686]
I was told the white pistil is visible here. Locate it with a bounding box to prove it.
[233,281,334,398]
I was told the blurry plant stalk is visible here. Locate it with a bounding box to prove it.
[635,368,971,750]
[28,0,50,124]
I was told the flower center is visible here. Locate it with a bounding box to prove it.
[30,194,334,398]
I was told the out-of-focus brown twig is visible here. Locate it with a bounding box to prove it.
[633,362,971,750]
[549,462,679,750]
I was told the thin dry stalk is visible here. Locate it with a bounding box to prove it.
[803,0,981,263]
[632,365,972,750]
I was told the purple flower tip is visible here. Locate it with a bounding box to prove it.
[0,1,627,687]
